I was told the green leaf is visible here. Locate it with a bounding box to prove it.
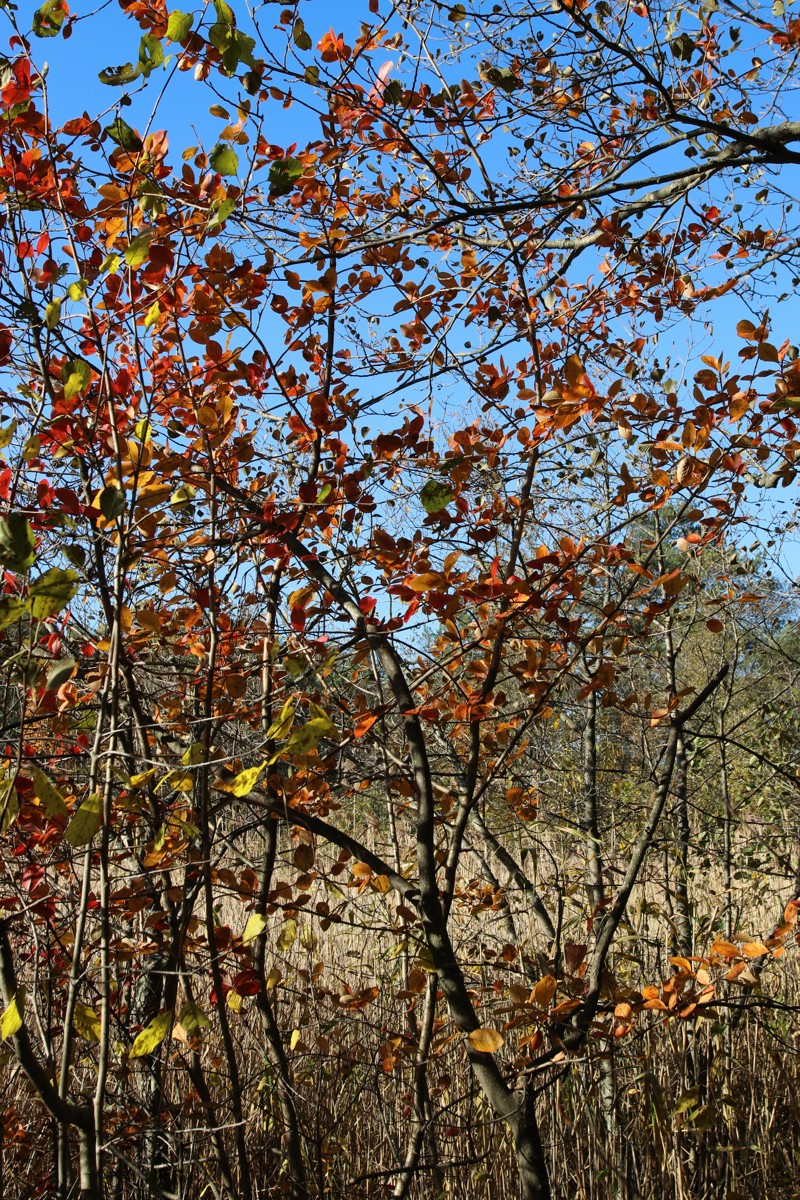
[98,62,141,86]
[420,479,453,513]
[124,233,153,269]
[46,656,76,692]
[130,1010,172,1058]
[0,514,36,572]
[99,485,126,521]
[243,69,263,94]
[0,988,25,1040]
[0,420,17,451]
[207,198,236,231]
[241,912,266,944]
[105,118,143,152]
[0,778,19,835]
[178,1000,210,1034]
[268,157,303,198]
[63,543,86,570]
[68,280,88,303]
[45,298,61,330]
[65,792,102,847]
[32,0,65,37]
[0,597,29,630]
[73,1001,101,1042]
[138,32,165,77]
[166,10,193,41]
[213,0,234,23]
[670,33,696,60]
[209,143,239,176]
[63,360,90,401]
[208,21,256,74]
[100,252,121,276]
[480,64,521,93]
[29,567,79,620]
[293,18,312,49]
[32,767,68,819]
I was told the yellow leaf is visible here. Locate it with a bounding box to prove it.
[65,793,102,847]
[177,1001,210,1035]
[0,419,17,451]
[241,912,267,944]
[181,742,205,767]
[32,767,67,819]
[220,762,266,798]
[265,696,295,742]
[73,1001,101,1043]
[227,991,243,1012]
[277,917,297,951]
[0,778,19,834]
[45,298,61,330]
[0,987,25,1040]
[289,1028,301,1050]
[278,719,335,759]
[130,1010,172,1058]
[144,301,161,329]
[467,1027,504,1053]
[129,768,157,789]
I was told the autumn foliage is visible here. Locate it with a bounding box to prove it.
[2,0,800,1197]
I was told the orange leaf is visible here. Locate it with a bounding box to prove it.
[532,974,558,1010]
[406,572,447,592]
[710,939,739,959]
[353,713,379,739]
[467,1027,504,1053]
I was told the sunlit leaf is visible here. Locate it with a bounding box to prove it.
[63,360,91,401]
[241,912,267,944]
[130,1010,172,1057]
[29,568,79,620]
[65,792,102,847]
[467,1027,504,1053]
[0,988,25,1040]
[166,10,193,41]
[209,143,239,176]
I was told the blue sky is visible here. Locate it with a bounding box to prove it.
[19,0,800,580]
